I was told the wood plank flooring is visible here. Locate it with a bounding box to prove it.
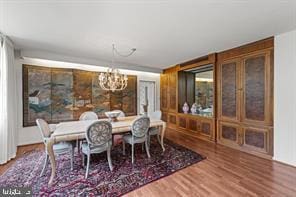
[1,128,296,196]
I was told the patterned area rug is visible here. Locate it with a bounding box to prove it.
[0,139,205,196]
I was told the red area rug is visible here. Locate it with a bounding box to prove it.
[0,139,205,196]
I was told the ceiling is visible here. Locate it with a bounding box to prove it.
[1,0,296,70]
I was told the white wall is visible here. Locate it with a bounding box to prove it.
[15,57,160,146]
[274,29,296,166]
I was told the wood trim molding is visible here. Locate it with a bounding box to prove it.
[178,53,216,71]
[217,37,274,61]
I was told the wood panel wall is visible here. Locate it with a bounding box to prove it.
[161,37,274,159]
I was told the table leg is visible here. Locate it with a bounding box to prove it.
[46,138,56,185]
[161,123,166,152]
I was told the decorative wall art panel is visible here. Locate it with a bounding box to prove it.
[23,65,137,126]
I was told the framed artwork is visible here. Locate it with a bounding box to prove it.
[23,64,137,127]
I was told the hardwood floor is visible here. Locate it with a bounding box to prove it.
[1,128,296,196]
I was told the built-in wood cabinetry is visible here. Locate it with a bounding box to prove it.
[177,114,214,141]
[160,67,178,128]
[161,37,274,159]
[160,74,168,111]
[217,38,274,158]
[160,54,216,142]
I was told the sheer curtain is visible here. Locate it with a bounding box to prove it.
[0,35,17,164]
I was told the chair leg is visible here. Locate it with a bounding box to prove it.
[85,153,90,179]
[40,154,49,177]
[131,143,135,164]
[122,140,126,155]
[145,139,151,158]
[82,153,85,168]
[78,140,82,154]
[141,143,145,152]
[148,135,151,149]
[157,134,161,145]
[70,146,74,171]
[107,147,113,171]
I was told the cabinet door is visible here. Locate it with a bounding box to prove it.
[161,111,168,122]
[241,126,271,154]
[168,72,177,112]
[241,51,272,125]
[218,59,241,122]
[188,117,200,133]
[178,115,187,130]
[160,74,168,111]
[168,113,177,126]
[218,121,241,148]
[200,119,212,138]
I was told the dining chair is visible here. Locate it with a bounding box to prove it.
[77,111,99,152]
[112,110,125,145]
[122,116,150,163]
[79,111,98,121]
[36,119,75,177]
[148,110,162,148]
[112,110,125,117]
[81,120,113,179]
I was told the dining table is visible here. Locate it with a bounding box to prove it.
[46,116,166,185]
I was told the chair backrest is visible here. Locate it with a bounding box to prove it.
[112,110,125,117]
[131,116,150,138]
[85,121,112,146]
[149,110,162,120]
[36,119,51,139]
[79,111,98,121]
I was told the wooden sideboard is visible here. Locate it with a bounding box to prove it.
[160,37,274,159]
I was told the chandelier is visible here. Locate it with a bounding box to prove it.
[99,44,136,92]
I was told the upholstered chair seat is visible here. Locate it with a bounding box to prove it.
[81,143,109,153]
[52,142,73,152]
[123,135,146,144]
[148,127,159,135]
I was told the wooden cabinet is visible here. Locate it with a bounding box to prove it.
[160,68,178,128]
[168,113,177,128]
[160,74,168,111]
[200,119,213,139]
[160,69,178,114]
[177,114,214,141]
[241,51,273,126]
[218,121,241,149]
[160,38,274,159]
[218,59,241,122]
[168,72,177,112]
[241,125,272,155]
[217,38,274,158]
[177,114,187,130]
[218,51,273,126]
[218,121,272,157]
[161,111,168,122]
[188,117,200,133]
